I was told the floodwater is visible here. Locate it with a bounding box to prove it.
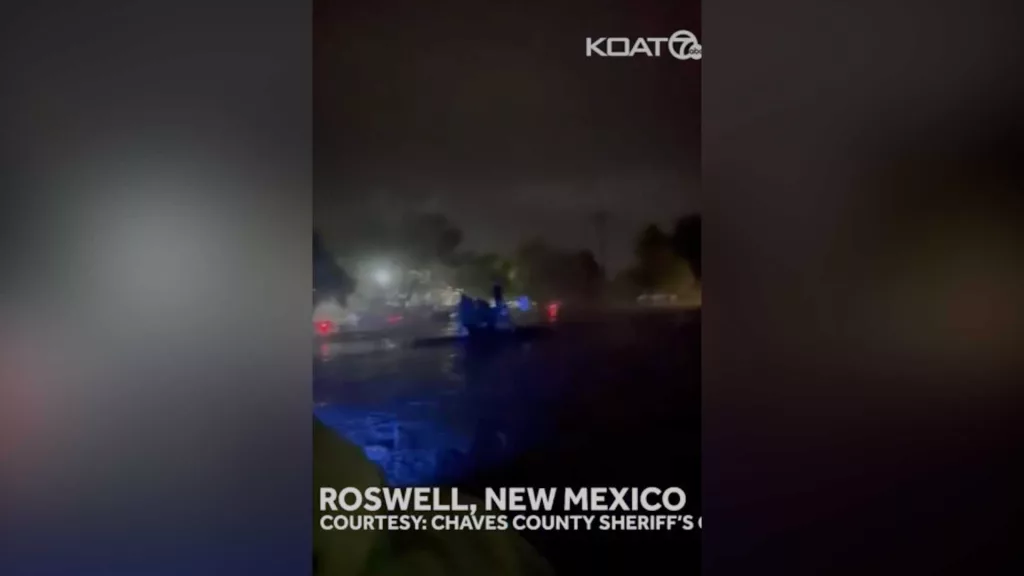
[313,330,557,486]
[313,310,701,489]
[313,309,702,573]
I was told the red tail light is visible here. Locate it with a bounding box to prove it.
[316,321,333,335]
[387,314,404,324]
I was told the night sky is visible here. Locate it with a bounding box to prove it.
[315,0,700,272]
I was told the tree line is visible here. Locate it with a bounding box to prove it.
[313,212,700,305]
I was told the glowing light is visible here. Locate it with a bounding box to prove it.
[374,268,392,286]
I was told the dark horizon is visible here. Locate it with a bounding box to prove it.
[314,0,700,272]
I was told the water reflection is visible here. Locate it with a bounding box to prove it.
[317,339,398,363]
[314,338,526,486]
[314,405,474,486]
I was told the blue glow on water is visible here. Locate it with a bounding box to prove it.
[313,337,545,486]
[314,404,476,486]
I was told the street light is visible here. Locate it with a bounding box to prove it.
[373,268,392,287]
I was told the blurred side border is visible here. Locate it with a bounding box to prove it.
[704,1,1023,574]
[0,1,312,574]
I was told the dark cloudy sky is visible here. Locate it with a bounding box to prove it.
[314,0,700,272]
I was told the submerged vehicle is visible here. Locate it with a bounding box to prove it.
[457,291,513,335]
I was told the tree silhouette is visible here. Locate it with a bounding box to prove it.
[510,239,604,302]
[672,214,701,280]
[624,222,697,295]
[313,230,355,304]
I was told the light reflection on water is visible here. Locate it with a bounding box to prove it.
[313,338,522,486]
[313,405,474,486]
[317,339,399,362]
